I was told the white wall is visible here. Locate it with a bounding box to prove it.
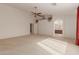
[34,23,38,34]
[64,16,77,39]
[0,4,33,39]
[37,15,77,39]
[0,4,77,40]
[38,19,53,36]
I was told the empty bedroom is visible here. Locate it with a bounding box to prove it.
[0,3,79,55]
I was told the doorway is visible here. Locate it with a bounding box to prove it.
[30,23,34,34]
[53,19,64,37]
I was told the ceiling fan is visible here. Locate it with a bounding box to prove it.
[32,7,42,17]
[32,6,52,23]
[32,6,45,23]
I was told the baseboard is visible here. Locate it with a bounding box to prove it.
[0,34,30,40]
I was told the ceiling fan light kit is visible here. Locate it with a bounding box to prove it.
[48,15,52,21]
[35,20,39,23]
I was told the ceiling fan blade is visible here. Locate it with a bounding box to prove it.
[37,13,41,14]
[37,14,44,17]
[37,13,42,15]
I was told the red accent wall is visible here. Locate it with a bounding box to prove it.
[76,7,79,45]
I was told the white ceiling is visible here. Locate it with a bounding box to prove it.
[5,3,79,16]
